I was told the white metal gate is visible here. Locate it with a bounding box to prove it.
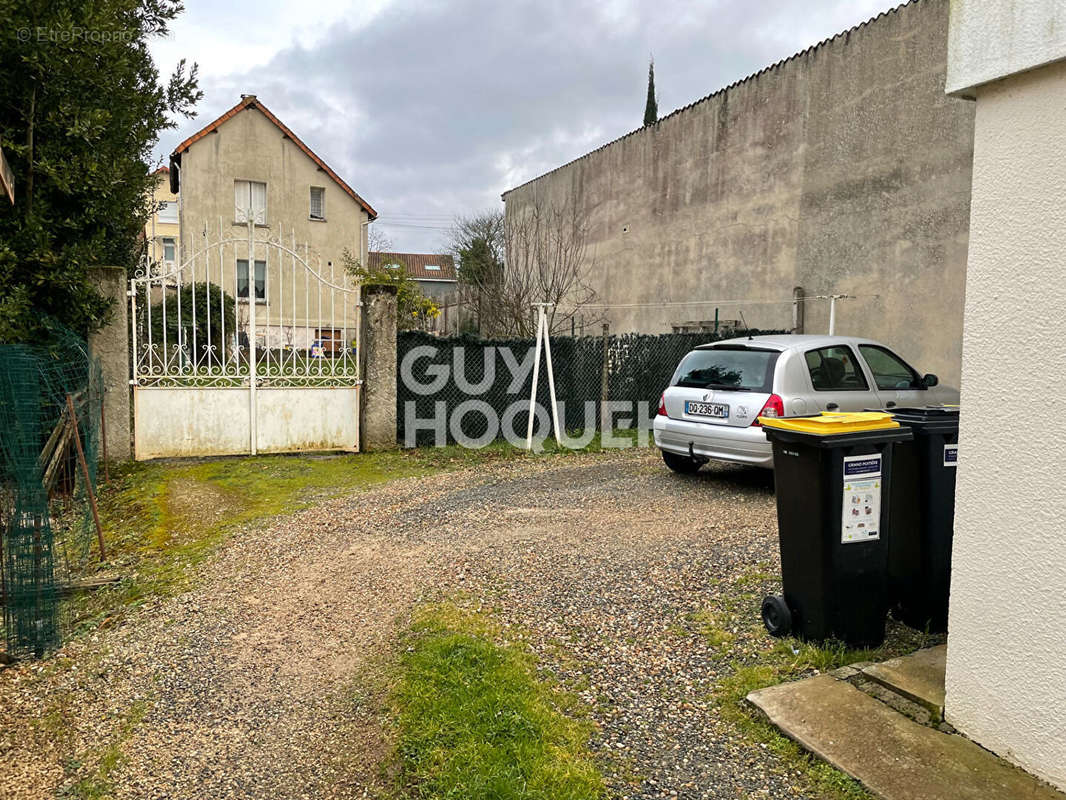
[130,219,362,459]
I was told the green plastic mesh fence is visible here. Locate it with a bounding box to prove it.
[397,328,785,447]
[0,323,103,658]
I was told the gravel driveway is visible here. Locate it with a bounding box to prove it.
[1,448,813,799]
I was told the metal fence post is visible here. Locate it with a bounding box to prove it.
[600,322,609,432]
[247,219,258,455]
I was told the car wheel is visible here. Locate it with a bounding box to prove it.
[661,449,703,474]
[761,594,792,637]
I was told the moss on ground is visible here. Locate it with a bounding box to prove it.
[69,437,630,637]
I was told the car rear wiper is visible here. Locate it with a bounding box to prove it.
[679,383,754,391]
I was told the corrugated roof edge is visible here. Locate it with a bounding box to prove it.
[500,0,917,199]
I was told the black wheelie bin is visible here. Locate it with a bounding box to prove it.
[758,412,913,647]
[884,406,960,633]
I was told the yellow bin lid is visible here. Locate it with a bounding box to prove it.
[758,411,900,434]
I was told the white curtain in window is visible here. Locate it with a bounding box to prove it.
[310,187,324,219]
[251,181,267,224]
[234,180,267,223]
[158,201,178,224]
[235,180,248,222]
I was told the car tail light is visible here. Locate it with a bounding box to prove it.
[657,393,667,416]
[752,394,785,426]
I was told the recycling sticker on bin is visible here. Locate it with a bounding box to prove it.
[841,454,882,544]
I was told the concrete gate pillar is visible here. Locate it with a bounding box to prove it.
[88,266,132,461]
[360,284,398,451]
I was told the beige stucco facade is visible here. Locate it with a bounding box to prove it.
[173,99,371,344]
[145,169,180,269]
[944,3,1066,791]
[503,0,974,386]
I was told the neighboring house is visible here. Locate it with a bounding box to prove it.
[168,94,377,350]
[368,251,458,334]
[502,0,975,387]
[145,166,179,270]
[367,252,458,301]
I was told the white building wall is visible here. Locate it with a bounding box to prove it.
[946,0,1066,97]
[944,59,1066,791]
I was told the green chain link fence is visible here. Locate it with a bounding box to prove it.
[0,323,103,658]
[397,327,785,447]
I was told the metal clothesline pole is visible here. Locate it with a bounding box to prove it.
[525,305,545,450]
[525,302,560,450]
[542,309,561,445]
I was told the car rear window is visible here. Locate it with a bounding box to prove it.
[671,347,779,392]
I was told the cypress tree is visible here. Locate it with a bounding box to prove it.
[643,59,658,126]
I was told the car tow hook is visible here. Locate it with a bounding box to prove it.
[688,442,696,460]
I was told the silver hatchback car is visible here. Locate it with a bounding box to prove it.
[653,334,959,472]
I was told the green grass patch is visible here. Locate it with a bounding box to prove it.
[59,699,149,799]
[705,569,942,800]
[389,602,604,800]
[691,609,735,653]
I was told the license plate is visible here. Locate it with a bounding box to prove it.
[685,400,729,419]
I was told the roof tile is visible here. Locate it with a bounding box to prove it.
[368,252,458,282]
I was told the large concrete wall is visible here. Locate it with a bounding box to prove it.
[503,0,974,386]
[943,18,1066,792]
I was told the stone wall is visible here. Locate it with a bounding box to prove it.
[503,0,974,386]
[360,285,398,450]
[88,267,131,461]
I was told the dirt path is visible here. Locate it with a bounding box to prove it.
[2,449,815,799]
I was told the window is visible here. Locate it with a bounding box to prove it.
[158,201,178,224]
[236,259,266,301]
[858,345,920,390]
[671,346,780,392]
[162,237,176,263]
[425,264,441,271]
[804,346,869,391]
[309,186,325,220]
[385,262,401,270]
[234,180,267,224]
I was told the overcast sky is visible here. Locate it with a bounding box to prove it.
[150,0,894,253]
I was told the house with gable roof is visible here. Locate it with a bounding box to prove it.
[168,94,377,350]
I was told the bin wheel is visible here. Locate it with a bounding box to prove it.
[762,595,792,637]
